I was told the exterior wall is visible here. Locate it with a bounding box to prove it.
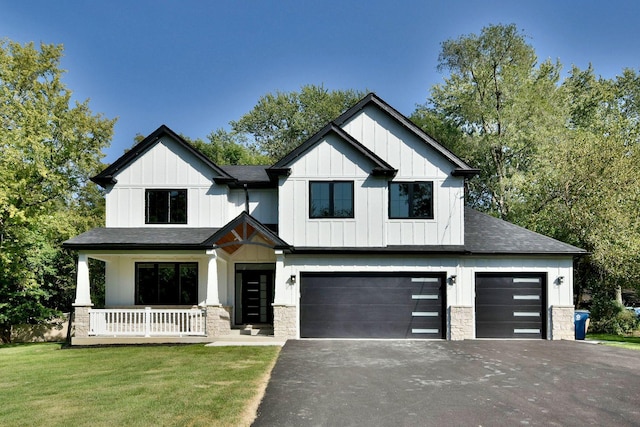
[273,305,297,338]
[98,250,222,307]
[280,254,575,340]
[551,306,575,340]
[278,128,465,248]
[104,136,278,227]
[341,105,466,246]
[448,306,474,340]
[457,256,574,339]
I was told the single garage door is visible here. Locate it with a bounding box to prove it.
[300,273,445,338]
[475,273,546,339]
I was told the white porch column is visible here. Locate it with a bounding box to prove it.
[273,249,297,339]
[204,250,220,306]
[273,250,288,305]
[73,252,93,307]
[204,249,231,337]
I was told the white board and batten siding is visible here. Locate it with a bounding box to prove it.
[279,106,466,247]
[105,136,278,227]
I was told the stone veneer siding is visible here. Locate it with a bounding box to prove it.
[206,305,232,338]
[72,306,91,339]
[273,305,297,339]
[551,305,575,340]
[448,306,474,340]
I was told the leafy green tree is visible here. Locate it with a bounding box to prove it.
[231,85,366,161]
[524,66,640,301]
[190,129,270,165]
[425,24,564,220]
[0,40,114,342]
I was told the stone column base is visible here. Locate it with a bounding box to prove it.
[206,305,232,338]
[551,306,575,340]
[448,306,474,340]
[273,305,297,339]
[72,305,91,339]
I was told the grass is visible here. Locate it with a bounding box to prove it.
[0,343,280,427]
[587,333,640,351]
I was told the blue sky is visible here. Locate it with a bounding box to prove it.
[2,0,640,163]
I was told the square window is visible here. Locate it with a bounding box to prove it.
[146,189,187,224]
[310,181,354,218]
[389,182,433,219]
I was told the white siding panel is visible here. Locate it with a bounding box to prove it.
[105,136,234,227]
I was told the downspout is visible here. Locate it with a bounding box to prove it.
[244,184,249,213]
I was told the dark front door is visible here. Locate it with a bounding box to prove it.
[241,271,274,324]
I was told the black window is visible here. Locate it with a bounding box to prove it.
[146,189,187,224]
[135,262,198,305]
[310,181,354,218]
[389,182,434,219]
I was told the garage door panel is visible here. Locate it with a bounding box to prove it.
[302,320,442,339]
[476,290,542,305]
[476,321,542,338]
[302,287,417,305]
[475,306,542,322]
[475,273,545,339]
[301,274,445,339]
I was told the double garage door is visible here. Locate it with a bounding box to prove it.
[475,273,546,339]
[300,273,445,339]
[300,272,546,339]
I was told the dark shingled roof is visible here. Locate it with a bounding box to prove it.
[220,165,271,184]
[63,208,585,256]
[63,227,219,250]
[464,207,586,255]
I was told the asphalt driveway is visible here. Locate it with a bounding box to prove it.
[253,340,640,426]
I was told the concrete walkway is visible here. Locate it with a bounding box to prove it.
[253,340,640,426]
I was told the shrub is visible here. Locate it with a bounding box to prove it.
[590,297,639,335]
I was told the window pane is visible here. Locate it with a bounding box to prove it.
[310,182,331,217]
[390,183,410,217]
[411,183,433,218]
[170,190,187,223]
[157,264,177,304]
[333,182,353,217]
[136,263,157,305]
[179,264,198,305]
[147,191,169,223]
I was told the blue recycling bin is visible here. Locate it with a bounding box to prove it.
[574,310,590,340]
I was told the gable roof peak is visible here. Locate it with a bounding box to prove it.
[334,93,479,176]
[268,121,397,177]
[91,124,234,188]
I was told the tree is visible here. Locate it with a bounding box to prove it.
[0,40,115,342]
[424,24,564,220]
[231,85,366,161]
[190,129,270,165]
[523,66,640,303]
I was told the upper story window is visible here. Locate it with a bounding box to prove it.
[389,181,434,219]
[309,181,354,218]
[146,189,187,224]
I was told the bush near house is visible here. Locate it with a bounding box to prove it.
[589,296,639,335]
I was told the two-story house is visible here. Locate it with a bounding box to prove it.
[64,93,585,345]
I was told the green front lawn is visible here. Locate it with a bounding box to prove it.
[0,343,280,427]
[587,333,640,351]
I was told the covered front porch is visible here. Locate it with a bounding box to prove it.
[64,212,298,345]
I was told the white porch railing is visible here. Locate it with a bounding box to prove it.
[88,307,206,337]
